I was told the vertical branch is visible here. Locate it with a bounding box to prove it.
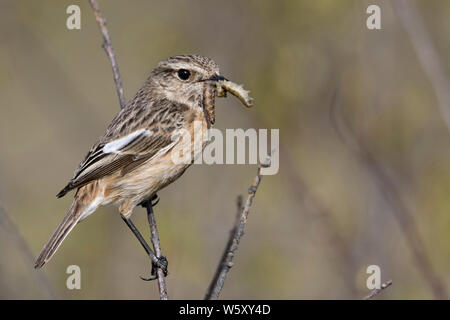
[88,0,126,108]
[88,0,168,299]
[0,202,56,299]
[205,161,268,300]
[146,202,168,300]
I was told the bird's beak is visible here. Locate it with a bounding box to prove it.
[208,74,228,82]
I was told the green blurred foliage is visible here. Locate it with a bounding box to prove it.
[1,0,450,299]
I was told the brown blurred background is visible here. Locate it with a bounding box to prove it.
[1,0,450,299]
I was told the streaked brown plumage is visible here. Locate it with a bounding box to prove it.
[34,54,223,268]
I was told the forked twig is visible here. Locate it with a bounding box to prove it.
[205,160,269,300]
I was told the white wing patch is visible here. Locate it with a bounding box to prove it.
[102,129,151,154]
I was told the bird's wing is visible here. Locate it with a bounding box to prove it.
[57,100,189,198]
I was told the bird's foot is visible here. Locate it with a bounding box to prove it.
[140,255,168,281]
[150,194,159,207]
[139,194,160,208]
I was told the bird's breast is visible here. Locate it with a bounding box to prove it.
[103,109,209,206]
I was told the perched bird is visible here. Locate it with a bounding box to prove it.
[34,54,227,269]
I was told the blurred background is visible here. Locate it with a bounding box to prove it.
[1,0,450,299]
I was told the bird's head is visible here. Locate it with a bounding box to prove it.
[147,54,226,111]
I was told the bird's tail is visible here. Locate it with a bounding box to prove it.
[34,199,88,269]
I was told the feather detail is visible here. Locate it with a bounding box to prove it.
[56,100,188,197]
[34,194,101,268]
[103,129,152,153]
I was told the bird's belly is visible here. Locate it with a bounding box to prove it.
[109,153,190,204]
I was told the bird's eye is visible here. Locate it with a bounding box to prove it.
[177,69,191,81]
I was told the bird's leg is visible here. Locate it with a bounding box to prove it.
[120,215,167,278]
[139,194,168,281]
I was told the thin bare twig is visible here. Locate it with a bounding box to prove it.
[363,280,393,300]
[392,0,450,132]
[88,0,126,108]
[0,202,56,299]
[146,202,168,300]
[205,160,268,300]
[88,0,168,299]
